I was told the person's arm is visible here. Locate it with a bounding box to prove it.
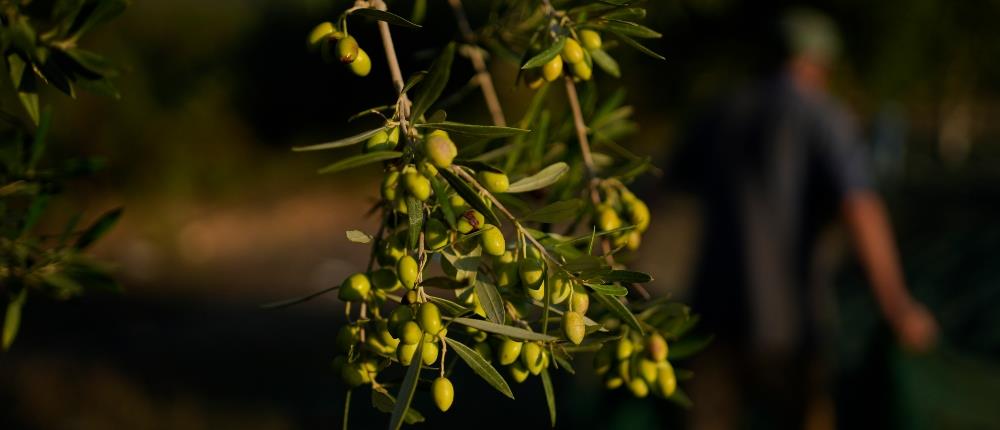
[841,191,938,352]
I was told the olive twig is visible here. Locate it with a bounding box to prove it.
[447,0,507,127]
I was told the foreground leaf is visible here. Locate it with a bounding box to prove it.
[592,292,644,336]
[522,37,566,69]
[75,207,123,250]
[584,283,628,296]
[389,341,424,430]
[445,337,515,399]
[293,128,385,151]
[372,390,425,424]
[351,8,421,29]
[506,162,569,193]
[2,289,27,351]
[317,151,402,174]
[439,168,501,226]
[417,122,529,138]
[474,281,505,324]
[541,368,556,427]
[411,43,455,121]
[451,317,558,341]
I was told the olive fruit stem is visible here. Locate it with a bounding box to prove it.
[447,0,507,127]
[439,335,448,377]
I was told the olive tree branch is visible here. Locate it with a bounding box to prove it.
[447,0,507,127]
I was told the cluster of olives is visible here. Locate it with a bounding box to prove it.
[528,29,603,88]
[595,186,651,251]
[593,331,677,399]
[308,21,372,77]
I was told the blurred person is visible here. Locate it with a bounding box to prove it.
[669,8,938,430]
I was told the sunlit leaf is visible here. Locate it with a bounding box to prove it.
[597,19,662,38]
[584,283,628,296]
[351,8,422,29]
[316,151,401,174]
[450,317,558,341]
[506,162,569,193]
[416,122,529,138]
[293,128,385,151]
[589,48,620,78]
[522,36,565,69]
[389,341,424,430]
[474,281,505,324]
[346,230,372,243]
[445,337,515,399]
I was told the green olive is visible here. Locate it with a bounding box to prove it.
[474,342,493,363]
[626,231,642,251]
[336,36,360,63]
[526,280,546,301]
[400,321,422,345]
[449,194,468,213]
[509,361,530,383]
[494,261,520,290]
[365,129,394,152]
[628,199,650,232]
[639,359,658,384]
[338,273,371,302]
[597,206,622,232]
[424,218,449,250]
[377,232,406,266]
[562,37,585,64]
[341,362,369,387]
[570,57,593,81]
[477,170,509,193]
[519,258,545,290]
[456,210,485,233]
[580,29,602,50]
[335,325,360,352]
[388,306,413,333]
[479,224,506,256]
[616,337,634,360]
[618,360,631,381]
[425,130,458,168]
[422,341,439,365]
[571,283,590,315]
[404,289,419,305]
[350,48,371,76]
[404,172,432,201]
[396,255,419,289]
[397,343,417,365]
[381,170,400,202]
[562,311,586,345]
[419,161,438,178]
[417,302,443,335]
[370,268,401,291]
[657,361,677,397]
[308,22,336,51]
[628,378,649,398]
[528,76,545,90]
[521,342,543,375]
[376,320,398,346]
[542,55,563,82]
[550,274,573,304]
[605,376,624,389]
[498,338,523,365]
[647,332,668,362]
[432,377,454,412]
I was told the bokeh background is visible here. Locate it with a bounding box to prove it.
[2,0,1000,429]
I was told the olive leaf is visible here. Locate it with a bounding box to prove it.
[522,36,566,69]
[584,283,628,296]
[317,151,402,174]
[540,368,557,428]
[371,390,425,424]
[595,270,653,284]
[474,281,505,324]
[429,176,457,228]
[666,334,714,360]
[293,127,386,151]
[597,19,662,39]
[506,162,569,193]
[444,337,515,400]
[259,285,340,310]
[416,122,529,138]
[350,8,422,29]
[406,197,423,250]
[427,295,469,316]
[611,32,665,60]
[438,168,501,226]
[600,7,647,20]
[389,341,424,430]
[592,292,644,336]
[346,230,372,244]
[411,43,455,121]
[589,48,621,78]
[2,289,27,351]
[74,207,123,250]
[421,276,467,290]
[450,317,559,341]
[71,0,128,39]
[667,388,694,409]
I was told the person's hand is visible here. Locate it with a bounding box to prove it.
[892,300,939,353]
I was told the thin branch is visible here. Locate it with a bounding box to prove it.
[448,0,507,127]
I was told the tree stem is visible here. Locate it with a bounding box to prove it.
[447,0,507,127]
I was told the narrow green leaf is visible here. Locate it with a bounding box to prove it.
[438,168,501,226]
[444,337,515,399]
[426,295,469,316]
[389,341,424,430]
[474,281,505,324]
[28,108,52,170]
[522,37,566,69]
[506,162,569,193]
[63,48,120,77]
[597,270,653,283]
[589,48,620,78]
[416,122,529,138]
[259,285,339,310]
[75,77,120,99]
[2,289,27,350]
[351,8,422,29]
[293,127,385,151]
[667,387,694,409]
[598,19,662,38]
[612,32,665,60]
[74,207,123,250]
[667,334,714,360]
[72,0,127,38]
[372,390,426,424]
[585,283,628,296]
[317,151,402,174]
[411,43,455,121]
[592,292,644,336]
[342,388,351,430]
[450,317,558,341]
[20,194,50,237]
[406,197,423,250]
[600,7,647,20]
[346,230,372,244]
[429,176,457,229]
[540,368,557,427]
[401,71,426,94]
